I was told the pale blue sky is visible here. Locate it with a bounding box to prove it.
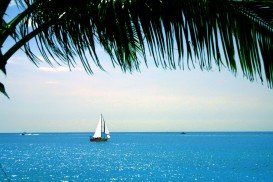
[1,3,273,132]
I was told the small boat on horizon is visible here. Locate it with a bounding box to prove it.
[20,132,39,136]
[90,114,110,142]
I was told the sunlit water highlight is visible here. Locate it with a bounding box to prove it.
[0,132,273,181]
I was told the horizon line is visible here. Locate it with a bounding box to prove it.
[0,131,273,134]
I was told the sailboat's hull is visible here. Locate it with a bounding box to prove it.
[90,137,108,142]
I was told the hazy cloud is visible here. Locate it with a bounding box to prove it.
[45,81,60,85]
[39,67,70,72]
[38,67,84,73]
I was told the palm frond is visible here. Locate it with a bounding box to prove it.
[0,82,9,99]
[2,0,273,87]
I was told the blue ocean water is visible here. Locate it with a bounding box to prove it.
[0,132,273,181]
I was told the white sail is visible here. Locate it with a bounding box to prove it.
[104,123,110,135]
[102,115,110,135]
[93,115,102,138]
[92,114,110,140]
[105,122,110,139]
[102,115,110,138]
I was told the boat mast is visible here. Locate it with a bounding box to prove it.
[100,114,103,135]
[103,117,105,133]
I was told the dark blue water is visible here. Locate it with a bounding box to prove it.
[0,132,273,181]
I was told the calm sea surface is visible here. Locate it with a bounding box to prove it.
[0,132,273,181]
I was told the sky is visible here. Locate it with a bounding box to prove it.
[1,3,273,132]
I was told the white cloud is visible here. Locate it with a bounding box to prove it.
[45,81,60,85]
[38,65,85,73]
[39,67,70,72]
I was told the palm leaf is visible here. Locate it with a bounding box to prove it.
[2,0,273,88]
[0,82,9,99]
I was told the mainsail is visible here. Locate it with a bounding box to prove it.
[93,115,102,138]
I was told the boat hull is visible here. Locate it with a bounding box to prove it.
[90,137,108,142]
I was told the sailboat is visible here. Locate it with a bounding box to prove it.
[90,114,110,142]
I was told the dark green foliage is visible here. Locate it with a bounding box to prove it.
[0,51,7,75]
[1,0,273,98]
[0,82,9,99]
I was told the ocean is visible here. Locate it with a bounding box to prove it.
[0,132,273,181]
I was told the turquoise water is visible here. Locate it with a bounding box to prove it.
[0,132,273,181]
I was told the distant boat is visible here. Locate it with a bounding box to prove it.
[180,132,186,135]
[20,132,27,136]
[20,132,38,136]
[90,114,110,142]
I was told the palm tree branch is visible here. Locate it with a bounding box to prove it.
[0,0,42,46]
[3,0,273,88]
[2,15,65,63]
[0,0,11,19]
